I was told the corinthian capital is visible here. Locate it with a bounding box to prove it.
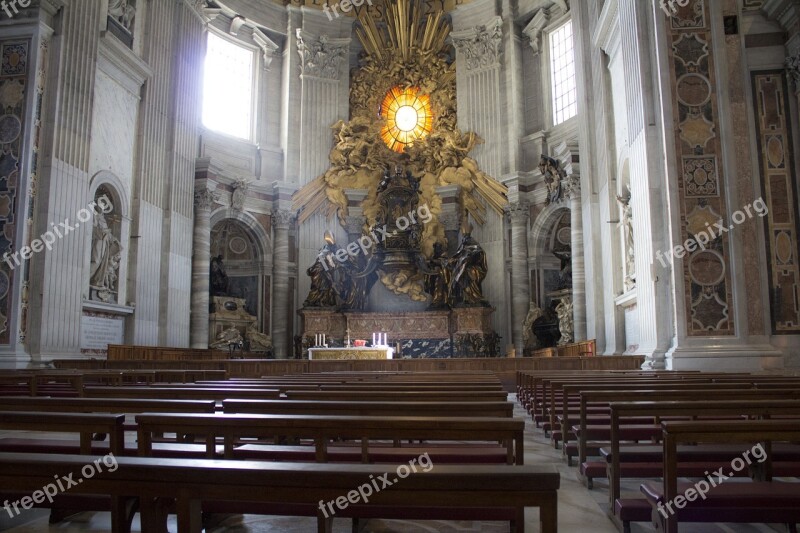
[451,17,503,71]
[272,209,297,229]
[296,30,350,80]
[505,202,530,224]
[194,189,216,212]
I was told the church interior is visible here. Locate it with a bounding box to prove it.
[0,0,799,531]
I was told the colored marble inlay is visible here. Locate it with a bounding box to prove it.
[0,40,27,344]
[752,71,800,333]
[665,0,734,335]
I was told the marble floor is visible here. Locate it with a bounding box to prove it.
[0,396,791,532]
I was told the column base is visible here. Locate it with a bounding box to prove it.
[664,342,785,371]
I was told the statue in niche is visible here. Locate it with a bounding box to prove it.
[522,304,544,350]
[210,255,229,297]
[556,297,574,345]
[108,0,136,31]
[303,232,338,308]
[246,323,273,353]
[89,197,123,302]
[334,251,374,311]
[539,155,564,206]
[552,249,572,290]
[617,191,636,291]
[448,232,489,307]
[423,242,450,308]
[209,326,243,350]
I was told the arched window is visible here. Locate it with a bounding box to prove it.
[550,20,577,126]
[202,32,256,140]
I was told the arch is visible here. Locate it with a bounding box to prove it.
[209,207,272,265]
[89,171,130,219]
[529,203,571,261]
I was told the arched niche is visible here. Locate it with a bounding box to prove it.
[529,205,571,309]
[85,171,131,306]
[208,209,272,334]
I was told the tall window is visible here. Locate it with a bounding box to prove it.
[202,32,254,140]
[550,20,577,126]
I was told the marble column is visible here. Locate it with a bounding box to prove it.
[560,147,586,342]
[506,202,531,355]
[190,189,214,348]
[272,209,295,359]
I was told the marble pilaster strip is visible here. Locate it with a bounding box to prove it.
[190,190,214,348]
[271,209,295,358]
[506,202,531,354]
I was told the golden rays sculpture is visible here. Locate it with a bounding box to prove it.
[292,0,508,269]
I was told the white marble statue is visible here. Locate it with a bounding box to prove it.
[90,208,123,298]
[617,192,635,291]
[555,297,574,346]
[108,0,136,31]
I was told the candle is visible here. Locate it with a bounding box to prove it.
[372,333,376,346]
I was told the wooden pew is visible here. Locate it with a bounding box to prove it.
[575,387,800,470]
[284,390,508,402]
[223,399,514,418]
[0,411,125,456]
[0,453,560,533]
[642,420,800,533]
[135,413,525,465]
[83,386,280,400]
[606,399,800,533]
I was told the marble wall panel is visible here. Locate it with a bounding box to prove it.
[752,71,800,333]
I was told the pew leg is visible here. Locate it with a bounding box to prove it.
[176,496,202,533]
[317,512,333,533]
[540,494,558,533]
[787,524,798,533]
[110,496,137,533]
[351,517,366,533]
[139,497,171,533]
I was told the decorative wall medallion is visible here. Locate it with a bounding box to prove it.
[1,44,27,76]
[775,231,793,265]
[556,226,571,246]
[0,115,21,144]
[683,156,718,197]
[0,270,8,299]
[672,33,708,67]
[689,249,725,286]
[669,0,706,30]
[677,73,712,107]
[691,288,729,331]
[229,236,248,255]
[0,80,24,109]
[766,136,785,168]
[0,151,18,177]
[686,204,721,238]
[679,112,715,149]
